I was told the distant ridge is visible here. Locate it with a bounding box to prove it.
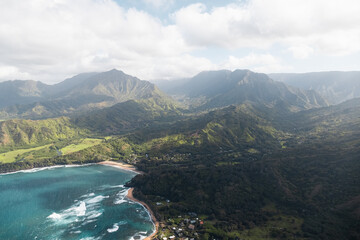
[269,71,360,104]
[0,80,49,108]
[163,69,328,111]
[0,69,174,119]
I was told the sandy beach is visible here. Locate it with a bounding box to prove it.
[98,161,158,239]
[127,188,159,240]
[98,160,143,174]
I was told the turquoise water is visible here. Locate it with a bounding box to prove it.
[0,165,154,240]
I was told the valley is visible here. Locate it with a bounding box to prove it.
[0,69,359,240]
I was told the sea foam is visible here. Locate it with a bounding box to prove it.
[107,223,119,233]
[47,212,62,220]
[114,189,129,205]
[0,163,96,176]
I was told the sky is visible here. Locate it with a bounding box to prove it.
[0,0,360,84]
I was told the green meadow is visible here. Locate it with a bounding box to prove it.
[0,144,53,163]
[60,138,103,155]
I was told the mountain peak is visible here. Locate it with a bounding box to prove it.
[232,69,252,74]
[107,68,125,74]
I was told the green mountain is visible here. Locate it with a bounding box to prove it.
[163,69,328,111]
[0,69,359,239]
[73,93,180,134]
[123,103,283,157]
[0,69,173,119]
[47,72,98,97]
[63,69,156,102]
[0,117,86,148]
[125,98,360,240]
[269,71,360,104]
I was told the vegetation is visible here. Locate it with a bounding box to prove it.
[0,70,359,239]
[163,69,328,111]
[0,69,175,119]
[60,138,103,155]
[73,96,180,134]
[0,144,53,163]
[0,117,87,149]
[124,99,360,240]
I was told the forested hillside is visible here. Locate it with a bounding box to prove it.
[0,69,359,240]
[0,117,86,148]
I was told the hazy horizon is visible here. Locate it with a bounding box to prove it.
[2,68,360,86]
[0,0,359,84]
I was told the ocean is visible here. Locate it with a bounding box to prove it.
[0,164,154,240]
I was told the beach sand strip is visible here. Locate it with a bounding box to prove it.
[98,161,158,239]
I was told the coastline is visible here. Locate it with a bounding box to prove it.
[1,161,159,239]
[98,160,143,174]
[127,188,159,240]
[98,161,159,240]
[0,163,95,176]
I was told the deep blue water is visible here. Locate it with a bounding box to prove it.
[0,165,154,240]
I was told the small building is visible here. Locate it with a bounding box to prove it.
[188,224,195,230]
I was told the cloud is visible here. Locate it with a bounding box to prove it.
[0,0,194,83]
[173,0,360,55]
[221,53,290,73]
[1,0,359,83]
[288,45,314,59]
[124,54,215,80]
[0,65,31,80]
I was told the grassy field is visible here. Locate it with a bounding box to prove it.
[232,215,305,240]
[0,144,53,163]
[60,138,103,155]
[0,138,103,164]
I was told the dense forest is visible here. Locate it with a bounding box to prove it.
[0,69,359,239]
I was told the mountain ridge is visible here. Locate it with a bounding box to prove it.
[269,71,360,104]
[0,69,173,120]
[160,69,328,111]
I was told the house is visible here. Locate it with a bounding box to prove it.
[188,224,195,230]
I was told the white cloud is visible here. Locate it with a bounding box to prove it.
[0,0,194,83]
[0,65,32,80]
[173,0,360,55]
[1,0,359,83]
[221,53,290,73]
[288,45,314,59]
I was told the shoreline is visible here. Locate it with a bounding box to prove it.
[127,188,159,240]
[1,161,159,239]
[0,163,95,176]
[98,160,143,174]
[98,161,159,240]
